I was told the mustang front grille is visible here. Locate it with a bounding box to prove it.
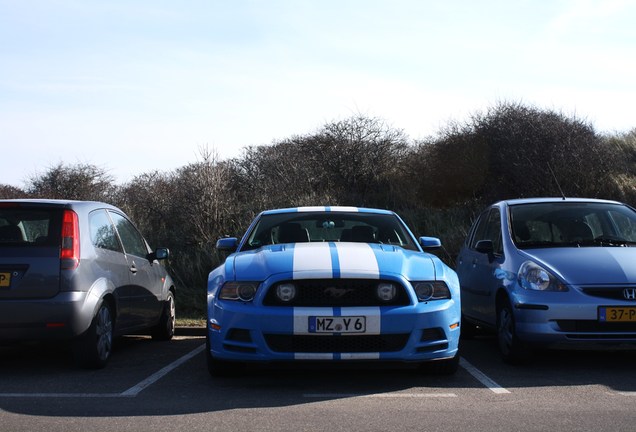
[263,279,410,307]
[264,334,410,353]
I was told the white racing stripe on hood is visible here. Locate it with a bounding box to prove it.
[335,243,380,278]
[293,243,333,279]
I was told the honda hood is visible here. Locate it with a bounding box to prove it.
[521,247,636,285]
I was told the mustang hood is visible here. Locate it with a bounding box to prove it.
[521,247,636,285]
[229,242,437,281]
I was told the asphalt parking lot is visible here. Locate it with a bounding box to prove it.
[3,328,636,400]
[0,328,205,398]
[2,328,636,432]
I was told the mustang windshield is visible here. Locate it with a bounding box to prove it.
[242,212,418,251]
[510,202,636,248]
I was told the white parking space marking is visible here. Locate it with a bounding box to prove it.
[614,392,636,396]
[121,344,205,396]
[0,343,205,399]
[0,392,125,398]
[460,357,511,394]
[304,393,457,398]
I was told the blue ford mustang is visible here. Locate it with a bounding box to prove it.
[206,207,461,375]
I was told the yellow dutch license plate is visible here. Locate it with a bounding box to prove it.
[0,272,11,288]
[599,307,636,322]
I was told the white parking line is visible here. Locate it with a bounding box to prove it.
[304,393,457,398]
[0,343,206,399]
[0,392,125,398]
[614,392,636,396]
[121,343,205,396]
[460,357,511,394]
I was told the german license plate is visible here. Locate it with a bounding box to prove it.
[308,316,366,333]
[599,307,636,322]
[0,272,10,288]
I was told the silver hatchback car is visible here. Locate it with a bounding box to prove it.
[0,199,176,368]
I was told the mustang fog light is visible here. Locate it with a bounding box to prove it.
[377,282,397,301]
[276,283,297,302]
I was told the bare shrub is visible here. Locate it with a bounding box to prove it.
[27,162,116,201]
[0,184,26,199]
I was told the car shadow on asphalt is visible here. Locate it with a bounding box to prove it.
[461,332,636,392]
[2,332,636,417]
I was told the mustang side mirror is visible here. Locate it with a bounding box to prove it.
[216,237,238,252]
[419,236,442,250]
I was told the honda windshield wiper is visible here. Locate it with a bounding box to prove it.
[592,236,636,247]
[516,241,559,249]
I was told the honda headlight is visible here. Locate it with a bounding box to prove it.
[518,261,567,292]
[413,281,451,301]
[219,282,260,301]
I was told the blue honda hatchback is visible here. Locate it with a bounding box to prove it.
[206,207,461,375]
[457,198,636,363]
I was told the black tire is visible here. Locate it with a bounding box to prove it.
[497,300,530,364]
[151,290,175,341]
[74,300,114,369]
[206,334,243,377]
[419,353,460,375]
[460,314,478,340]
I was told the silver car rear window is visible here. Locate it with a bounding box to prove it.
[0,208,61,247]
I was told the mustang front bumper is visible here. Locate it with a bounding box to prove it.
[207,300,460,363]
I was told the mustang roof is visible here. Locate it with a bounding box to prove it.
[261,206,395,215]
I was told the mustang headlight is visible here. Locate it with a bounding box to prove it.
[518,261,567,292]
[413,281,451,301]
[219,282,260,301]
[275,283,297,302]
[377,282,397,302]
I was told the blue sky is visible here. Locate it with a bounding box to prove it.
[1,0,635,187]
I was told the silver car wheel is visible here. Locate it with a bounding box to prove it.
[167,294,176,332]
[152,291,176,340]
[95,304,113,362]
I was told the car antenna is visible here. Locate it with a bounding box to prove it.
[547,163,566,200]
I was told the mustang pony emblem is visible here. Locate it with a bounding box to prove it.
[324,287,355,298]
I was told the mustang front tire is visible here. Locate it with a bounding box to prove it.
[206,334,243,377]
